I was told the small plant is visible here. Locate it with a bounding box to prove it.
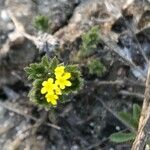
[78,26,100,57]
[33,15,50,32]
[25,55,83,108]
[109,104,141,143]
[88,58,106,77]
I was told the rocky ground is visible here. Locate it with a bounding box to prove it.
[0,0,149,150]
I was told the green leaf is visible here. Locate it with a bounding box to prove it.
[79,26,101,58]
[133,104,141,125]
[109,132,136,143]
[25,62,47,80]
[65,65,79,73]
[25,55,56,81]
[32,79,43,87]
[88,58,107,77]
[41,55,50,68]
[49,57,59,72]
[33,15,49,32]
[64,64,83,93]
[24,67,33,74]
[28,74,36,80]
[118,112,137,129]
[28,79,52,108]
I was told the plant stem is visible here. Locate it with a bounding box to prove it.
[132,63,150,150]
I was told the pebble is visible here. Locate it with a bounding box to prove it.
[9,112,15,117]
[0,10,10,22]
[115,126,120,131]
[7,22,14,31]
[71,145,79,150]
[90,122,94,127]
[37,135,43,140]
[145,144,150,150]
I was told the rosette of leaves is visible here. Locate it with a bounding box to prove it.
[109,104,141,143]
[78,26,101,58]
[24,55,83,108]
[87,58,107,77]
[33,15,50,32]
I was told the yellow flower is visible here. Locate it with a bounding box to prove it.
[40,65,72,106]
[54,84,62,95]
[54,66,72,89]
[55,72,72,89]
[41,77,62,105]
[41,78,54,94]
[45,93,58,105]
[55,66,65,77]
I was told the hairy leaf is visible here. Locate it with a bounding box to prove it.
[133,104,141,126]
[109,132,136,143]
[41,55,50,68]
[49,57,59,72]
[118,112,137,129]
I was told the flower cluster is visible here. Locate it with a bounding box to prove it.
[41,66,72,105]
[25,55,82,108]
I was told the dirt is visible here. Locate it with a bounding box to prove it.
[0,0,149,150]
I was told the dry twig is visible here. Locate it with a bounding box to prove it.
[5,123,42,150]
[103,37,146,81]
[119,90,144,100]
[92,78,145,87]
[0,10,58,55]
[0,100,61,130]
[95,96,136,132]
[132,64,150,150]
[86,138,108,150]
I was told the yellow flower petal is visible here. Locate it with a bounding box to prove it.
[45,93,59,105]
[55,80,59,86]
[65,81,72,86]
[47,90,55,95]
[45,93,54,99]
[46,97,51,103]
[54,95,58,99]
[42,81,47,86]
[56,89,62,95]
[47,78,54,83]
[54,84,62,95]
[55,66,65,72]
[63,72,71,79]
[50,99,57,105]
[55,74,61,79]
[46,93,58,99]
[41,87,47,94]
[60,84,65,89]
[55,66,65,75]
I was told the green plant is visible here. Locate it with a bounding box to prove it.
[109,104,141,143]
[25,55,83,108]
[88,58,106,77]
[78,26,100,57]
[33,15,50,32]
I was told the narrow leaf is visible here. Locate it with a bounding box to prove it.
[66,65,78,71]
[41,55,50,68]
[109,132,136,143]
[133,104,141,126]
[118,112,137,129]
[24,67,32,74]
[49,57,58,71]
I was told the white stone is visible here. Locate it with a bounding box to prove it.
[1,10,10,22]
[115,126,120,131]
